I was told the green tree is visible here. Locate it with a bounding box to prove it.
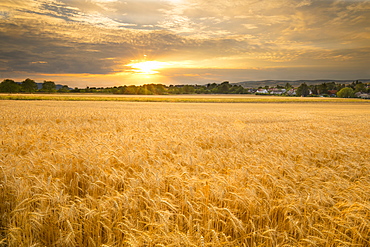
[297,83,310,97]
[285,83,292,90]
[41,81,56,93]
[58,85,70,93]
[337,87,354,98]
[195,87,206,94]
[327,82,337,90]
[229,85,246,94]
[148,84,166,95]
[217,81,231,93]
[310,85,318,95]
[317,83,328,94]
[168,86,183,94]
[137,85,155,95]
[124,85,139,94]
[112,86,125,94]
[337,84,345,91]
[183,85,195,94]
[21,78,38,93]
[206,83,217,90]
[0,79,21,93]
[354,83,366,93]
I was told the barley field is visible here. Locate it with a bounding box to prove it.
[0,100,369,246]
[0,93,367,103]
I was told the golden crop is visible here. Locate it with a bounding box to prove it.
[0,100,369,246]
[0,93,368,103]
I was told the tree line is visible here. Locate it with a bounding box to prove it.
[109,81,247,95]
[0,79,69,93]
[1,78,369,97]
[0,79,248,95]
[74,81,248,95]
[295,81,369,98]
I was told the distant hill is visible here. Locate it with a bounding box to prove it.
[234,79,370,88]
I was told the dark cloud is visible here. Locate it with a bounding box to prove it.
[18,1,81,22]
[163,66,370,85]
[0,0,369,86]
[0,27,133,74]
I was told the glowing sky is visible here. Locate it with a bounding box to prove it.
[1,0,370,87]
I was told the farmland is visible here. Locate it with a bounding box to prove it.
[0,100,369,246]
[0,93,369,103]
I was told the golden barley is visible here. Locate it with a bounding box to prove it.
[0,100,369,246]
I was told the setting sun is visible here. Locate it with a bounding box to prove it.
[128,61,167,75]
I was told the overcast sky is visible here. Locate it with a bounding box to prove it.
[1,0,370,87]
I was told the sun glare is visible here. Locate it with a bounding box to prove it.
[128,61,166,75]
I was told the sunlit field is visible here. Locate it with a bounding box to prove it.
[1,100,369,246]
[0,93,368,103]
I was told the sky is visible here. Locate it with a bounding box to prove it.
[1,0,370,87]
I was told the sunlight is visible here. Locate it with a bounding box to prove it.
[128,60,167,75]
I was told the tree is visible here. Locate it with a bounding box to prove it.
[58,85,70,93]
[137,85,151,95]
[0,79,21,93]
[354,83,366,93]
[183,85,195,94]
[317,83,328,94]
[41,80,56,93]
[229,85,246,94]
[71,87,81,93]
[206,83,217,90]
[124,85,139,94]
[217,81,231,93]
[21,78,38,93]
[297,83,310,97]
[327,82,337,90]
[337,84,345,91]
[310,85,318,95]
[195,87,206,94]
[337,87,354,98]
[148,84,166,95]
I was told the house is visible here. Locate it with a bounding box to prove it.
[359,93,370,99]
[256,89,269,94]
[355,92,362,98]
[287,89,297,96]
[269,88,286,95]
[327,90,338,96]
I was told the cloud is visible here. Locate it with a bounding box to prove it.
[1,0,370,85]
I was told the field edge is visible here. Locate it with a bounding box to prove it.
[0,94,368,103]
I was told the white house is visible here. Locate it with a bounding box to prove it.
[269,89,286,95]
[256,89,269,94]
[287,89,297,96]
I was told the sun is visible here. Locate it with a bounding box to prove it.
[128,60,167,75]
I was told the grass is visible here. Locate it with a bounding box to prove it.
[0,101,369,246]
[0,93,368,103]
